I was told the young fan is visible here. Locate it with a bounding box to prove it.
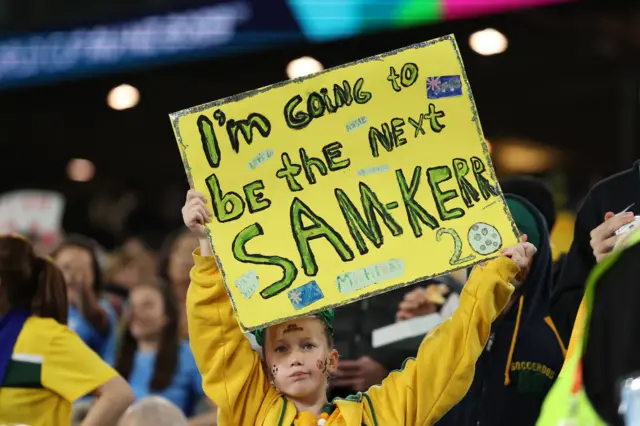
[183,189,536,425]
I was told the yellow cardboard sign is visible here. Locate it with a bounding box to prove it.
[170,34,518,332]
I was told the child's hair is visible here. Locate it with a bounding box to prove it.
[52,234,104,295]
[0,235,68,324]
[115,280,180,391]
[317,322,334,349]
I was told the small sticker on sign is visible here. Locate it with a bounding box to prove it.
[346,116,368,132]
[427,75,463,99]
[357,164,390,177]
[288,280,325,310]
[235,270,259,299]
[248,149,274,170]
[336,259,405,295]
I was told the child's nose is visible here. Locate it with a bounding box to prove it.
[288,349,303,366]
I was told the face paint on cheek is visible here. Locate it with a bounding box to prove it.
[317,358,329,374]
[271,365,278,377]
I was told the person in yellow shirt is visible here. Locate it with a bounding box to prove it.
[0,235,134,426]
[182,190,537,426]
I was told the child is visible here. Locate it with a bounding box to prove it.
[183,189,536,425]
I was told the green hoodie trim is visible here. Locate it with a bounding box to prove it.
[362,393,379,426]
[278,396,287,426]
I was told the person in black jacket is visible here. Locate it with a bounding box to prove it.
[550,162,640,346]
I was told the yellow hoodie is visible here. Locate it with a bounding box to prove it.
[187,250,518,426]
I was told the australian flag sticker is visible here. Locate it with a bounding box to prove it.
[427,75,463,99]
[288,280,325,310]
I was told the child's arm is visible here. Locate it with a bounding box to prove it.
[363,256,519,425]
[187,235,276,425]
[182,190,276,424]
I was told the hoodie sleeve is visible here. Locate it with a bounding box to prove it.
[186,249,277,425]
[362,257,518,426]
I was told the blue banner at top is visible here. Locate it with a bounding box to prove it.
[0,0,303,90]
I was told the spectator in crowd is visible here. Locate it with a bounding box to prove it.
[119,396,188,426]
[115,280,216,424]
[159,229,198,340]
[0,234,134,426]
[398,195,566,426]
[53,235,119,365]
[551,162,639,346]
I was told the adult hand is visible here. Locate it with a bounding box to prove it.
[331,356,388,392]
[590,211,635,263]
[396,287,438,321]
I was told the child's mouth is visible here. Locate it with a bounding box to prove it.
[289,371,309,380]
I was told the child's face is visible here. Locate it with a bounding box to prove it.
[264,317,338,401]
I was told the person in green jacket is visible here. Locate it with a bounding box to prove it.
[537,227,640,426]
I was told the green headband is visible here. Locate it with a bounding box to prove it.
[251,309,335,347]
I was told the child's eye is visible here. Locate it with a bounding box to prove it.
[302,343,315,350]
[274,346,287,353]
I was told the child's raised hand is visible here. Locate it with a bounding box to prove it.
[500,234,537,283]
[182,189,212,238]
